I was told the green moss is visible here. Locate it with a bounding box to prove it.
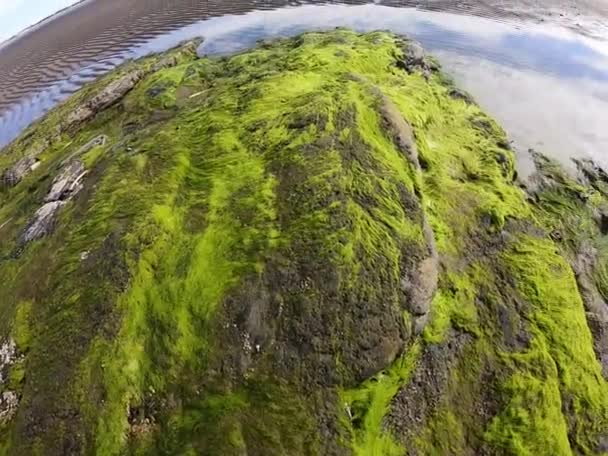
[0,30,606,456]
[488,236,608,454]
[12,301,32,353]
[341,343,422,456]
[423,269,481,344]
[7,364,25,391]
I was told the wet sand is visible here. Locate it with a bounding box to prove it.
[0,0,607,118]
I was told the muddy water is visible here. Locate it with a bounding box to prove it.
[1,1,608,173]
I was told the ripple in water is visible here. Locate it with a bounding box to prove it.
[1,4,608,174]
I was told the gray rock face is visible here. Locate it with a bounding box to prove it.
[397,40,439,75]
[0,392,18,423]
[404,256,440,316]
[21,201,66,244]
[0,339,20,424]
[89,70,145,112]
[0,339,17,385]
[63,70,144,131]
[1,156,40,187]
[45,161,87,203]
[575,157,608,187]
[20,159,87,244]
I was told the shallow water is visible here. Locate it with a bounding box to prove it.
[1,2,608,173]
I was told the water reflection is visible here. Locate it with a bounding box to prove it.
[1,4,608,172]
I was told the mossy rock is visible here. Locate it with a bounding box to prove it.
[0,30,606,455]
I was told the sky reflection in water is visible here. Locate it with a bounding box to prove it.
[2,4,608,172]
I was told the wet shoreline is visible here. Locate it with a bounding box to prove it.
[1,1,608,173]
[1,0,607,118]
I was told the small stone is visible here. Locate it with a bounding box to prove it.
[413,313,430,336]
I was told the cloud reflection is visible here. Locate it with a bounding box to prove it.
[1,4,607,172]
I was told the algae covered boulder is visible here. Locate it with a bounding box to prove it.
[0,30,606,455]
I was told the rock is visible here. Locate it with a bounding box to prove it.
[377,87,439,329]
[575,158,608,187]
[20,157,87,246]
[377,92,419,167]
[593,208,608,235]
[1,156,40,187]
[21,201,66,243]
[0,391,19,423]
[89,70,145,111]
[386,332,473,442]
[360,335,404,380]
[44,160,87,202]
[0,339,20,423]
[405,42,425,66]
[63,105,95,132]
[63,70,144,131]
[397,40,438,74]
[413,313,430,336]
[146,85,167,98]
[151,55,179,72]
[404,256,439,316]
[61,135,108,167]
[448,87,475,104]
[0,339,17,384]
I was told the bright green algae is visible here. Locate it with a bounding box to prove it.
[0,30,606,455]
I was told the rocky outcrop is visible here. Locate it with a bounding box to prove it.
[45,160,87,202]
[20,160,87,244]
[0,391,19,422]
[60,134,107,166]
[0,339,21,423]
[1,156,40,187]
[396,39,439,76]
[0,339,18,385]
[21,201,66,243]
[1,31,607,456]
[63,70,144,132]
[386,332,473,445]
[61,40,199,134]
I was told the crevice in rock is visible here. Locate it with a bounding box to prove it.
[375,88,439,336]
